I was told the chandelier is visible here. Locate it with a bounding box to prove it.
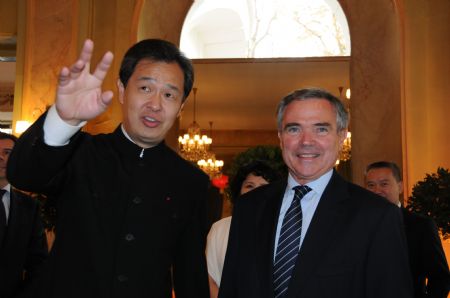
[178,88,224,178]
[337,87,352,163]
[197,153,224,179]
[339,131,352,162]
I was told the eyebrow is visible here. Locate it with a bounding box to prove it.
[137,76,181,93]
[314,122,331,127]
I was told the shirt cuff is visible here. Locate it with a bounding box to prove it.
[43,105,86,146]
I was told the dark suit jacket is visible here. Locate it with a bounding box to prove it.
[219,171,413,298]
[402,208,450,298]
[0,189,48,298]
[7,114,210,298]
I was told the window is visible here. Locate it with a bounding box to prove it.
[181,0,350,58]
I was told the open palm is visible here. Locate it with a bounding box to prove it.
[55,40,114,126]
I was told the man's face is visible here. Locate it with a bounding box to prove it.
[117,60,185,148]
[278,99,346,185]
[0,139,14,180]
[365,168,403,205]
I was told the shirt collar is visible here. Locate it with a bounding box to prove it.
[2,184,10,193]
[286,169,333,198]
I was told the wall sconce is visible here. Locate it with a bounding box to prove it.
[14,107,45,135]
[15,120,31,134]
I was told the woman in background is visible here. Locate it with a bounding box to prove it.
[206,160,281,298]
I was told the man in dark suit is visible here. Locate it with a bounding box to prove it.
[219,88,413,298]
[365,161,450,298]
[0,132,48,298]
[7,39,210,298]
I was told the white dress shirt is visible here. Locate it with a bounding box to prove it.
[273,170,333,260]
[1,184,12,224]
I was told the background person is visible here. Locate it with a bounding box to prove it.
[0,132,48,298]
[365,161,450,298]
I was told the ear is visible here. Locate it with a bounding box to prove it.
[117,79,125,104]
[278,130,283,150]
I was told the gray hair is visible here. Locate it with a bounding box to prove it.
[276,88,349,132]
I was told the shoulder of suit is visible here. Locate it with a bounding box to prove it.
[163,145,210,181]
[238,179,285,204]
[10,188,40,208]
[345,179,396,210]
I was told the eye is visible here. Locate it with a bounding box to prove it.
[285,125,300,135]
[140,86,151,93]
[366,183,375,189]
[316,126,329,135]
[164,92,175,99]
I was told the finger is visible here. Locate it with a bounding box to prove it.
[92,51,114,82]
[69,39,94,79]
[58,67,71,87]
[78,39,94,64]
[69,59,87,80]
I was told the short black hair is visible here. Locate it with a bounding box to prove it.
[229,160,281,205]
[365,161,402,182]
[0,132,17,144]
[119,39,194,101]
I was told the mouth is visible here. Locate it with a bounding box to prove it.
[142,116,160,128]
[296,153,319,159]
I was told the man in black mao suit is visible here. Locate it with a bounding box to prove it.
[365,161,450,298]
[7,39,210,298]
[219,88,413,298]
[0,132,48,298]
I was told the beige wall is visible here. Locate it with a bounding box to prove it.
[403,0,450,195]
[340,0,403,187]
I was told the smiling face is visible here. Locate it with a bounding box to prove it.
[278,99,346,184]
[117,59,185,148]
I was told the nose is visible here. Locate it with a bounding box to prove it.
[300,130,314,145]
[147,93,162,112]
[373,185,384,195]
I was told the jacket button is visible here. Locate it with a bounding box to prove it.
[125,233,135,241]
[133,197,142,204]
[117,274,128,282]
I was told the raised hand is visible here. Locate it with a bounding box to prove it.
[55,39,114,126]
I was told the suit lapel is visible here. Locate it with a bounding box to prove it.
[255,180,287,294]
[287,171,350,298]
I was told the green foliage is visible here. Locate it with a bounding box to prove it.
[407,167,450,239]
[224,145,287,199]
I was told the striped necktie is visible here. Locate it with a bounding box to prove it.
[273,185,312,298]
